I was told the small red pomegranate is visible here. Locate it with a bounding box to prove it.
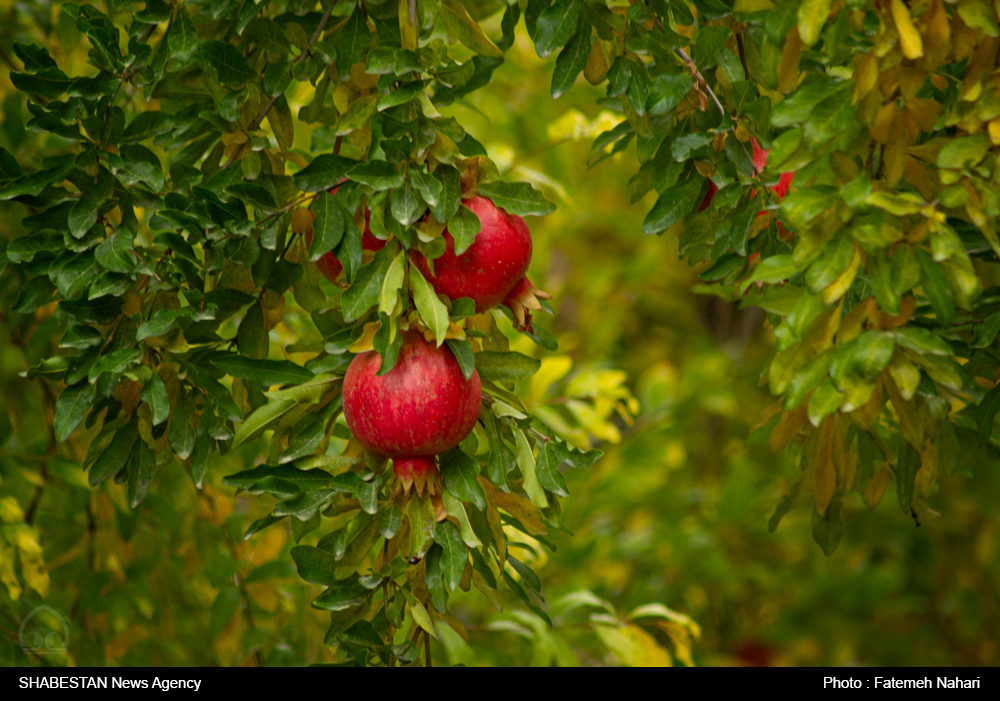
[343,329,482,498]
[697,137,795,243]
[305,188,387,284]
[410,195,551,332]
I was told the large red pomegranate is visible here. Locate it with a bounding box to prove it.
[305,189,387,284]
[410,195,550,331]
[343,329,482,495]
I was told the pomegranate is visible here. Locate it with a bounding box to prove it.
[304,188,387,284]
[697,137,796,243]
[410,195,551,332]
[343,329,482,500]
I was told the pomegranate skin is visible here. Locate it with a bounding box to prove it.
[343,330,482,461]
[411,196,532,313]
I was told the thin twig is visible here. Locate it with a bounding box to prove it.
[424,629,432,668]
[651,17,761,177]
[222,0,341,170]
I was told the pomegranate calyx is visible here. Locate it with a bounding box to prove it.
[502,277,552,333]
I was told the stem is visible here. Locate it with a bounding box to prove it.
[222,0,341,170]
[424,629,432,668]
[652,17,762,178]
[382,540,395,667]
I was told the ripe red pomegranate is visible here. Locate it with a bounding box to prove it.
[305,188,387,284]
[697,137,796,242]
[410,195,551,332]
[343,329,482,498]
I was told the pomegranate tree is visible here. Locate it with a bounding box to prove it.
[410,195,551,332]
[343,329,482,502]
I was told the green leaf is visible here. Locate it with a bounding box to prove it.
[68,168,114,238]
[693,25,731,68]
[973,312,1000,348]
[342,244,396,322]
[12,277,57,314]
[88,348,142,383]
[804,94,855,150]
[223,464,341,491]
[937,133,991,170]
[200,40,256,85]
[169,12,198,63]
[244,17,292,57]
[54,253,103,299]
[445,204,480,257]
[210,586,241,640]
[477,181,556,217]
[10,68,73,99]
[122,111,175,143]
[291,545,340,586]
[439,448,487,511]
[891,328,952,356]
[534,0,581,58]
[410,264,450,347]
[434,520,467,592]
[312,577,374,611]
[917,248,955,325]
[431,165,462,223]
[349,160,404,191]
[551,21,591,99]
[309,195,345,260]
[440,0,505,59]
[424,545,449,612]
[647,74,694,115]
[126,440,156,508]
[379,250,406,316]
[170,388,196,460]
[89,418,139,487]
[852,331,895,379]
[140,373,170,426]
[643,177,704,235]
[440,491,482,548]
[535,443,570,497]
[975,383,1000,445]
[407,494,437,560]
[378,80,428,111]
[391,178,426,227]
[54,381,96,442]
[515,429,548,508]
[474,350,541,382]
[808,380,844,427]
[238,301,268,359]
[136,309,189,340]
[13,42,57,72]
[293,155,358,192]
[94,229,135,273]
[780,185,838,229]
[445,339,476,381]
[867,253,900,315]
[410,169,443,208]
[232,399,297,449]
[337,7,370,81]
[378,505,402,539]
[212,356,315,386]
[806,232,853,293]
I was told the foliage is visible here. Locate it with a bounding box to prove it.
[3,0,1000,667]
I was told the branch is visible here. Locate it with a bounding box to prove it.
[651,17,761,178]
[222,0,341,169]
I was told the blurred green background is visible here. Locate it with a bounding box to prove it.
[1,2,998,667]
